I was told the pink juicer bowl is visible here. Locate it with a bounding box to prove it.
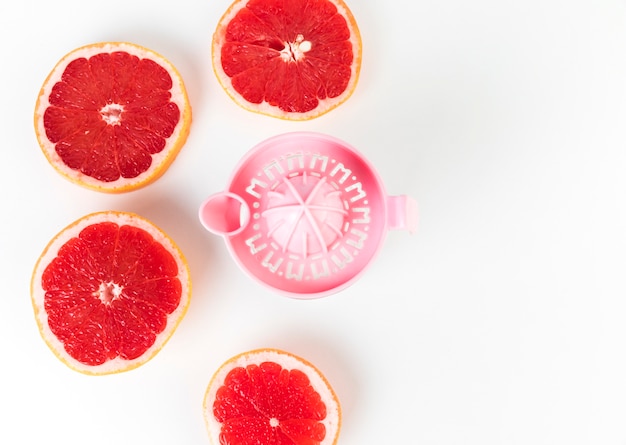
[199,132,417,299]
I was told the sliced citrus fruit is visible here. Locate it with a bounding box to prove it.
[212,0,362,120]
[30,211,191,375]
[34,42,192,193]
[203,348,341,445]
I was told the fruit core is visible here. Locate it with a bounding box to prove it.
[100,103,124,125]
[96,281,123,304]
[280,34,312,62]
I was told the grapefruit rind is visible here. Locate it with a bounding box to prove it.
[211,0,362,121]
[30,211,192,375]
[203,348,341,445]
[34,42,192,193]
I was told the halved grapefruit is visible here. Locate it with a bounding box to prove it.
[30,211,192,375]
[203,348,341,445]
[212,0,362,120]
[34,42,192,193]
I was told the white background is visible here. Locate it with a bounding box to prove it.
[1,0,625,444]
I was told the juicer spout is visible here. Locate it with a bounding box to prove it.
[387,195,418,233]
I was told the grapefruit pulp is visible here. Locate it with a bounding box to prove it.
[203,348,341,445]
[30,211,191,375]
[212,0,362,120]
[34,42,192,192]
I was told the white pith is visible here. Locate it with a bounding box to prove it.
[203,349,340,445]
[30,211,191,375]
[35,42,190,191]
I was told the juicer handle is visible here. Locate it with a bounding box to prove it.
[387,195,418,233]
[198,192,250,236]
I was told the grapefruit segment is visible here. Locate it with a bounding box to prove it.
[213,0,361,120]
[34,42,192,192]
[204,349,341,445]
[31,211,191,375]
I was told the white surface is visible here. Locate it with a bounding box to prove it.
[1,0,625,444]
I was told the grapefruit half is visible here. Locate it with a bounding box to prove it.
[203,348,341,445]
[31,211,192,375]
[34,42,192,193]
[212,0,362,120]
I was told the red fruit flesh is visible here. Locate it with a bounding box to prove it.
[41,222,182,366]
[214,362,328,444]
[220,0,354,113]
[43,51,180,182]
